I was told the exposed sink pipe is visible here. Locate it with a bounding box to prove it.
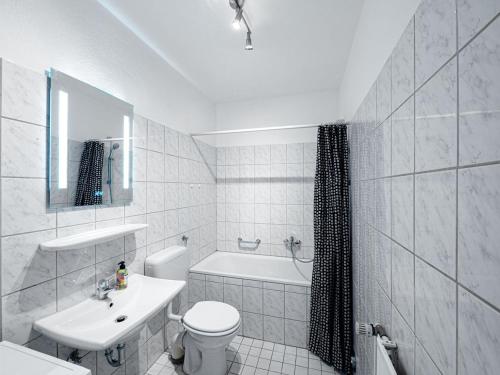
[104,343,125,367]
[167,302,183,322]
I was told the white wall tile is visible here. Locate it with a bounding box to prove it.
[1,119,46,178]
[415,0,457,87]
[458,288,500,375]
[415,170,456,277]
[459,19,500,165]
[415,259,456,374]
[458,165,500,309]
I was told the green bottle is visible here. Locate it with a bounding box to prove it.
[116,261,128,289]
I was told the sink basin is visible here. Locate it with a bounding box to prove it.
[33,274,185,351]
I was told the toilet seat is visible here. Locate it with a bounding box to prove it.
[183,301,240,337]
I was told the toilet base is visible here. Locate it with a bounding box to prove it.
[182,328,238,375]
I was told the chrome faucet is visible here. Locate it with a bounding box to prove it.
[96,277,115,300]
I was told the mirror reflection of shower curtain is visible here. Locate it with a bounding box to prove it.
[309,123,352,374]
[75,140,104,206]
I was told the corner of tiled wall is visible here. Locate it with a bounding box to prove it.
[351,2,500,374]
[215,142,317,260]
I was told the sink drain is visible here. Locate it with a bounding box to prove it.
[115,315,127,323]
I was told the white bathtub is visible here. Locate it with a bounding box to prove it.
[190,251,313,286]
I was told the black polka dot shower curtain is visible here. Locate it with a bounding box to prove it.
[309,123,353,374]
[75,140,104,206]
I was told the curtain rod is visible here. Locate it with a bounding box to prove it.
[190,121,347,136]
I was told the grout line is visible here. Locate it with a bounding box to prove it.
[455,1,461,373]
[412,12,417,373]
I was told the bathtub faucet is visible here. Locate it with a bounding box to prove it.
[284,236,301,251]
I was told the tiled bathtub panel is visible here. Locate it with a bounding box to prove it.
[188,271,310,348]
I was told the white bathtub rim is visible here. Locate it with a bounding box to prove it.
[189,251,312,287]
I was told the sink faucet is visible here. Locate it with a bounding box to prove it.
[96,277,115,300]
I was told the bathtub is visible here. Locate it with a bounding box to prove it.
[190,251,313,286]
[188,251,313,347]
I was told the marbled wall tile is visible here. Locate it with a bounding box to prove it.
[224,283,243,311]
[1,119,46,178]
[415,340,441,375]
[415,170,456,277]
[1,59,46,126]
[415,259,456,374]
[415,0,457,87]
[377,58,392,124]
[125,181,147,216]
[286,144,303,164]
[1,229,56,295]
[375,178,391,236]
[133,114,147,149]
[458,0,500,48]
[57,207,95,228]
[56,223,96,276]
[1,177,56,236]
[284,292,307,321]
[56,265,95,311]
[2,279,56,345]
[458,165,500,309]
[240,146,255,165]
[392,99,414,175]
[263,289,285,318]
[146,151,164,182]
[392,242,415,329]
[255,145,271,164]
[284,319,307,348]
[243,312,263,339]
[147,120,164,153]
[376,232,392,297]
[243,286,263,314]
[263,316,284,344]
[459,19,500,165]
[415,58,457,172]
[146,182,165,213]
[391,175,414,250]
[146,211,165,245]
[133,147,147,182]
[392,306,415,375]
[458,288,500,375]
[164,154,179,183]
[147,329,165,368]
[392,18,415,111]
[95,206,124,222]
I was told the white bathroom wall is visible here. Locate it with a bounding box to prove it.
[216,143,317,261]
[350,1,500,374]
[214,90,338,147]
[0,0,216,134]
[339,0,421,120]
[0,59,217,375]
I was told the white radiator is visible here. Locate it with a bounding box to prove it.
[376,335,397,375]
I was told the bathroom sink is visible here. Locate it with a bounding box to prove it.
[33,274,185,351]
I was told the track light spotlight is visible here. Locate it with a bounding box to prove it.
[245,31,253,50]
[232,9,243,30]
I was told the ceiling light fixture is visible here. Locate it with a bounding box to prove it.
[245,32,253,50]
[232,9,243,30]
[229,0,254,51]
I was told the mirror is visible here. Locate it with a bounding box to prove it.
[48,69,134,208]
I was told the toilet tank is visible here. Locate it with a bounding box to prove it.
[145,245,189,281]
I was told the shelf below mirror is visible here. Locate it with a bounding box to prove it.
[39,223,148,251]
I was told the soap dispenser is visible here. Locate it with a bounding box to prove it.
[116,261,128,289]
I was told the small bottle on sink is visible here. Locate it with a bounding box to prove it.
[116,261,128,289]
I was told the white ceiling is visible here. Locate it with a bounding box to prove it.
[99,0,364,102]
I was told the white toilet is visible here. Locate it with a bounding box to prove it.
[145,246,240,375]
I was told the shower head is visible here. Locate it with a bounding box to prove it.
[112,143,120,150]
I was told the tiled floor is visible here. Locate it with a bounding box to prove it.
[147,336,339,375]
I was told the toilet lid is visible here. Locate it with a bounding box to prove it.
[183,301,240,334]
